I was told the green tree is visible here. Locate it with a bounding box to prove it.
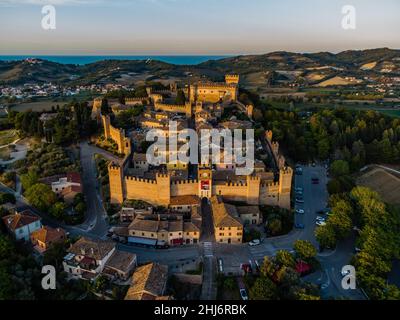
[0,192,16,205]
[315,225,337,249]
[293,240,317,261]
[330,160,350,177]
[275,250,295,268]
[249,277,278,300]
[50,202,66,220]
[20,171,39,191]
[268,219,282,236]
[25,183,57,212]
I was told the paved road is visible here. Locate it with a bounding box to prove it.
[78,141,120,237]
[200,198,214,242]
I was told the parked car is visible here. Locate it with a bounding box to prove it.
[249,239,261,246]
[316,221,326,226]
[240,263,253,274]
[240,289,249,301]
[295,197,304,204]
[295,187,303,192]
[295,208,305,214]
[218,259,224,273]
[316,216,326,222]
[311,178,319,184]
[295,223,305,229]
[295,190,303,196]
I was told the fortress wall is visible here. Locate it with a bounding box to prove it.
[190,86,238,103]
[155,102,186,113]
[171,180,198,197]
[102,115,131,155]
[125,176,162,206]
[214,184,248,202]
[259,182,280,206]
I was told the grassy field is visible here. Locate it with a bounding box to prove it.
[356,167,400,205]
[0,129,18,146]
[8,91,98,112]
[264,100,400,118]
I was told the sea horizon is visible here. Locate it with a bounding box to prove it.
[0,55,230,66]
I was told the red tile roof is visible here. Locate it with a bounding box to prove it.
[2,210,41,231]
[31,226,66,244]
[67,172,81,184]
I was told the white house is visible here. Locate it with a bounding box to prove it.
[2,210,42,241]
[51,172,82,196]
[62,237,116,281]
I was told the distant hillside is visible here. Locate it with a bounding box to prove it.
[1,48,400,86]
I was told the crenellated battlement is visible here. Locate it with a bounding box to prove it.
[171,179,198,185]
[225,181,246,187]
[108,162,121,171]
[126,175,156,184]
[225,74,240,85]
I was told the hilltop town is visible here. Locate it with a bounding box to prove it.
[0,57,399,302]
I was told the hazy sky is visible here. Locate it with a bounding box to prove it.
[0,0,399,55]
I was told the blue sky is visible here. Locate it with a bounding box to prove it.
[0,0,399,55]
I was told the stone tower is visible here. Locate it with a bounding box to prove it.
[246,175,261,205]
[278,167,293,210]
[156,173,171,206]
[108,162,124,204]
[225,74,240,85]
[102,115,111,140]
[92,98,102,122]
[198,164,213,199]
[246,104,254,120]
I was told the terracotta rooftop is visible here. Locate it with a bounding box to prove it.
[183,221,201,233]
[170,195,201,206]
[210,196,243,228]
[67,172,81,184]
[129,219,159,233]
[105,250,136,273]
[2,210,41,231]
[68,237,115,261]
[31,226,66,244]
[124,263,168,300]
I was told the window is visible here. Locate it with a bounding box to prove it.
[142,233,145,236]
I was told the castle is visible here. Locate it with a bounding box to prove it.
[99,74,293,210]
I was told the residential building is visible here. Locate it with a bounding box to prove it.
[62,237,116,281]
[124,263,169,300]
[210,196,243,244]
[51,172,82,196]
[30,226,66,254]
[103,250,137,281]
[169,195,201,213]
[2,210,42,241]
